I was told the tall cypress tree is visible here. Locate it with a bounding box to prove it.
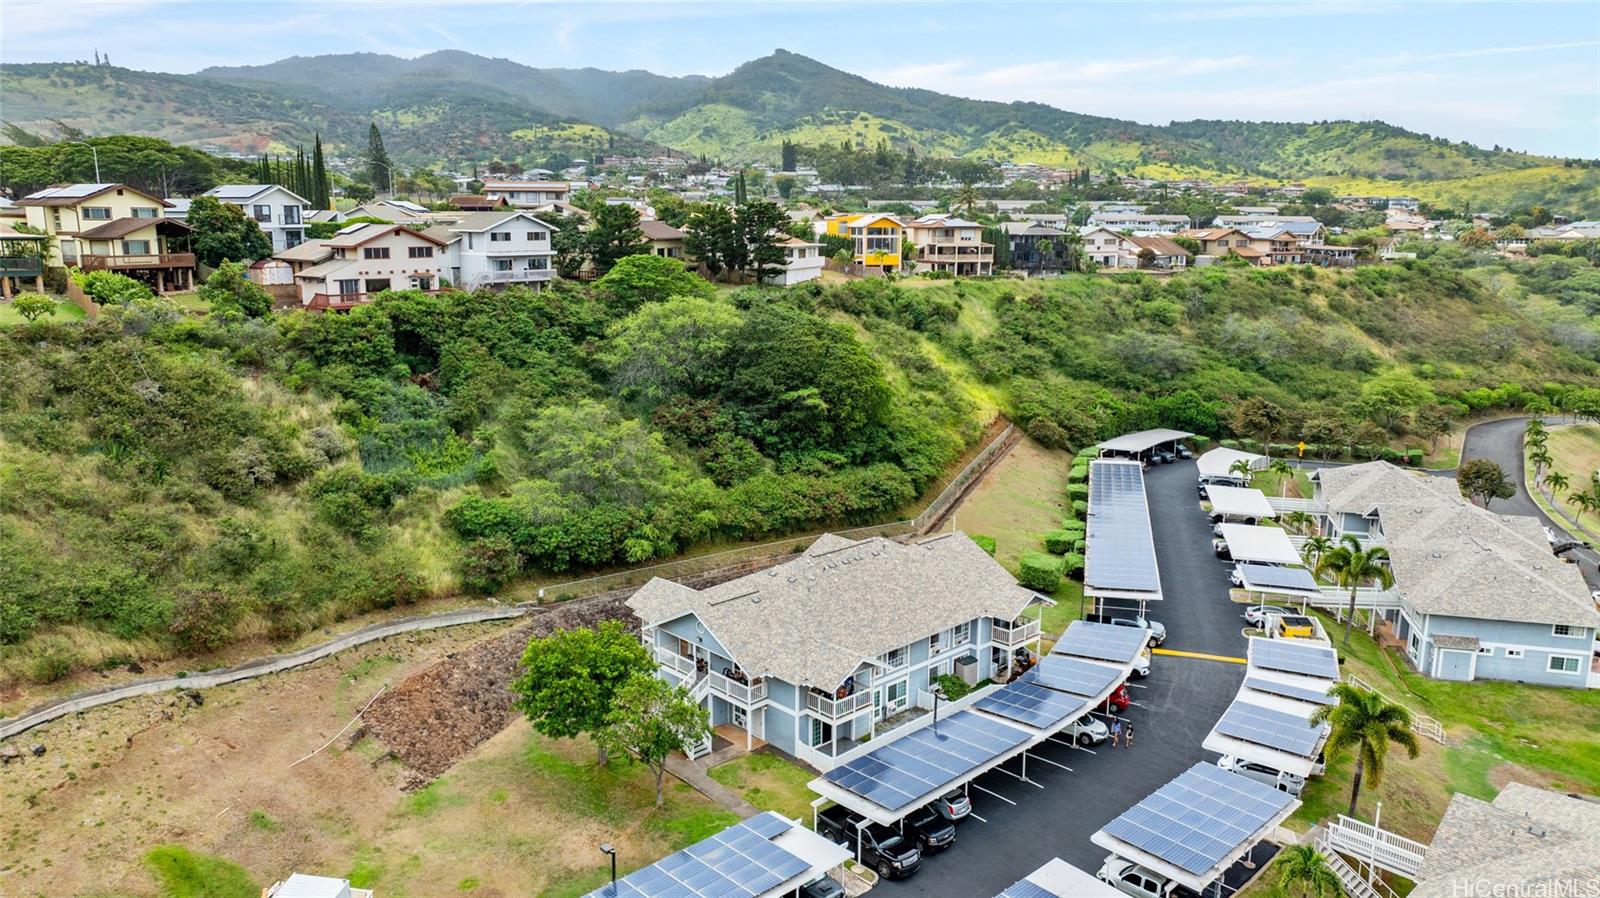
[780,139,797,172]
[366,123,391,193]
[311,133,329,209]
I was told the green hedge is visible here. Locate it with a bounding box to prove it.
[1060,552,1085,578]
[1073,539,1085,554]
[972,534,997,556]
[1057,521,1085,538]
[1043,529,1075,554]
[1066,483,1089,501]
[1405,448,1423,466]
[1220,439,1241,449]
[1071,499,1088,517]
[1068,466,1089,484]
[1018,552,1064,592]
[1191,435,1212,450]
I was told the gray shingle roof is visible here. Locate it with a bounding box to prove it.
[627,532,1039,689]
[1317,462,1600,628]
[1412,783,1600,897]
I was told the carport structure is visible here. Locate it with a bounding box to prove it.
[1094,428,1194,461]
[994,857,1122,897]
[1091,763,1300,894]
[1196,447,1266,485]
[1234,563,1323,602]
[581,811,851,898]
[1205,486,1276,524]
[1217,524,1301,566]
[1202,694,1330,779]
[1085,460,1163,611]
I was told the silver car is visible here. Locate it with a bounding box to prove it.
[1067,713,1109,746]
[929,788,971,822]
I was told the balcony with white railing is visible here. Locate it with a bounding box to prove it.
[706,671,768,707]
[653,645,698,683]
[805,688,874,722]
[476,268,555,286]
[991,618,1041,647]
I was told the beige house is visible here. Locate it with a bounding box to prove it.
[480,180,572,208]
[640,219,688,260]
[17,183,197,292]
[291,223,448,310]
[906,214,993,276]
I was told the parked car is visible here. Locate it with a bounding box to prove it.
[903,805,957,854]
[1085,611,1167,646]
[1100,682,1133,714]
[1098,856,1194,898]
[1231,568,1246,589]
[1131,650,1151,679]
[929,789,971,823]
[1196,482,1209,500]
[799,874,846,898]
[1243,603,1280,626]
[1212,538,1232,560]
[1175,444,1193,460]
[1217,755,1306,795]
[1150,449,1176,464]
[816,806,922,880]
[1066,713,1109,746]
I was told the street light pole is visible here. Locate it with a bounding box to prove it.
[599,842,617,890]
[931,685,945,735]
[370,159,395,198]
[74,142,101,183]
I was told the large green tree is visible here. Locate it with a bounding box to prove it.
[1456,458,1515,508]
[593,253,714,313]
[197,260,273,318]
[585,204,650,275]
[597,672,712,806]
[1311,683,1421,818]
[510,621,654,766]
[1272,844,1344,898]
[365,122,391,193]
[600,296,743,404]
[186,195,272,266]
[684,203,740,280]
[737,200,789,284]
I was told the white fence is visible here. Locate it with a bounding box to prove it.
[1346,673,1446,745]
[1317,831,1400,898]
[1323,815,1428,880]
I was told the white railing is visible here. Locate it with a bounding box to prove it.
[1346,673,1446,745]
[1311,585,1403,611]
[475,268,554,286]
[992,618,1041,646]
[1324,816,1427,879]
[1317,833,1396,898]
[654,646,697,681]
[706,671,768,706]
[684,733,713,760]
[1268,497,1326,514]
[805,689,873,721]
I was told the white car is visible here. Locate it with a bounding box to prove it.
[1066,713,1109,746]
[1218,755,1306,795]
[1131,650,1151,679]
[1243,604,1280,627]
[1097,856,1184,898]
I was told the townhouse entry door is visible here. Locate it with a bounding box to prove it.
[874,680,908,721]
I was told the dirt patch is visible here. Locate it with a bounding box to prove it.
[361,595,637,783]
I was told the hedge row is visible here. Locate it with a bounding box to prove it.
[1066,483,1089,501]
[1019,552,1064,592]
[1215,437,1422,465]
[972,534,997,556]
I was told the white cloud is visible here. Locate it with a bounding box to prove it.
[1373,39,1600,64]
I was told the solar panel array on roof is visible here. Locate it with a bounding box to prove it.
[823,710,1030,813]
[583,812,808,898]
[995,881,1056,898]
[1100,763,1295,877]
[975,680,1086,730]
[26,183,115,199]
[1250,639,1340,680]
[1243,676,1334,706]
[1236,564,1322,594]
[1085,462,1161,594]
[1051,620,1148,664]
[1021,654,1123,698]
[208,185,271,199]
[1215,700,1325,756]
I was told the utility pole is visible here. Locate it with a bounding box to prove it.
[74,141,101,182]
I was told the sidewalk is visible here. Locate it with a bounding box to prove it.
[664,754,761,818]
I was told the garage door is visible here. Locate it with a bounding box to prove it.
[1435,649,1475,681]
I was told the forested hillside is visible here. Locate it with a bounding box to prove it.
[3,257,1596,685]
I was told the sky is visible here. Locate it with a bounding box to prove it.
[4,0,1598,157]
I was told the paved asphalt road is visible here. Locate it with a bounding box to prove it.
[1461,416,1600,588]
[874,459,1263,896]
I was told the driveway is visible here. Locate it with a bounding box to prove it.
[874,459,1255,894]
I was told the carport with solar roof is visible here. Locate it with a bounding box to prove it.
[1085,460,1163,612]
[582,811,850,898]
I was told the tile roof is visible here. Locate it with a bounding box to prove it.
[273,239,333,263]
[627,532,1040,689]
[639,219,685,241]
[1316,462,1600,628]
[1412,784,1600,898]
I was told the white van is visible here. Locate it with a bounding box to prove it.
[1217,755,1306,795]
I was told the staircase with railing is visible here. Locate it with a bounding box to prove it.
[1322,815,1427,879]
[1345,673,1446,744]
[1316,834,1398,898]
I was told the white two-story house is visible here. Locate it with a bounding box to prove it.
[480,180,571,208]
[290,222,447,310]
[422,210,558,291]
[627,531,1051,770]
[1313,462,1600,687]
[203,184,311,252]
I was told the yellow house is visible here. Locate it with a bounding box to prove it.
[824,212,904,273]
[17,183,196,293]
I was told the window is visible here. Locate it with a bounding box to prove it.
[490,232,511,242]
[336,279,361,295]
[928,633,944,654]
[492,258,514,272]
[363,278,391,293]
[252,204,272,223]
[122,240,150,255]
[1505,648,1524,659]
[1477,646,1493,655]
[950,622,971,645]
[879,647,908,670]
[131,207,159,218]
[408,246,434,258]
[1553,624,1581,638]
[525,258,547,271]
[526,231,546,241]
[59,239,78,263]
[284,230,304,249]
[282,205,301,225]
[363,247,390,259]
[1548,655,1581,674]
[410,275,433,291]
[81,207,112,221]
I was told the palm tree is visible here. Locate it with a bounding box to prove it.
[1544,470,1570,502]
[955,183,979,217]
[1314,534,1395,648]
[1301,534,1333,570]
[1525,417,1546,439]
[1311,683,1421,818]
[1269,457,1294,497]
[1573,489,1599,528]
[1529,445,1552,480]
[1229,458,1254,483]
[1283,510,1314,535]
[1273,844,1345,898]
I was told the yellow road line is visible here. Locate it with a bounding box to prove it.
[1152,648,1247,664]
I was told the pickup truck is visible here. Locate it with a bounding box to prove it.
[1084,611,1167,646]
[816,805,922,880]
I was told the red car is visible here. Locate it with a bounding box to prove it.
[1099,683,1132,714]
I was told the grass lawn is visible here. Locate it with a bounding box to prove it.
[1530,424,1600,542]
[167,290,209,314]
[708,751,818,822]
[1248,466,1314,500]
[144,845,259,898]
[1283,609,1600,843]
[950,434,1073,573]
[0,297,85,325]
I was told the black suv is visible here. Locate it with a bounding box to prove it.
[903,805,957,853]
[816,806,922,880]
[799,874,846,898]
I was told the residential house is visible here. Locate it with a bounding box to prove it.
[1002,222,1071,275]
[202,184,311,252]
[480,179,571,208]
[1178,227,1261,263]
[1085,211,1190,234]
[448,194,509,211]
[627,532,1050,768]
[272,239,334,275]
[639,219,687,260]
[906,213,993,277]
[1077,226,1134,268]
[1301,243,1360,267]
[423,210,558,291]
[17,183,196,293]
[1313,462,1600,686]
[0,221,46,297]
[825,212,905,274]
[1212,213,1317,228]
[1124,234,1189,269]
[1408,783,1600,898]
[765,236,824,286]
[290,222,448,310]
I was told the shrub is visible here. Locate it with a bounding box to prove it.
[1042,529,1075,554]
[932,673,973,700]
[1191,435,1212,450]
[1073,538,1085,554]
[1057,521,1085,539]
[27,637,78,684]
[971,534,997,556]
[168,589,238,652]
[1220,439,1241,449]
[1065,483,1089,501]
[1067,465,1088,484]
[1070,499,1088,517]
[72,269,153,305]
[1059,552,1085,578]
[1018,552,1064,592]
[460,535,521,594]
[1406,448,1424,466]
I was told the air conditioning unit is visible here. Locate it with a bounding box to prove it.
[953,654,978,687]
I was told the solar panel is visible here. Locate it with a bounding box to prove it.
[995,880,1057,898]
[1100,763,1295,877]
[1085,461,1162,594]
[1249,639,1340,680]
[1215,700,1325,756]
[823,710,1030,813]
[1237,563,1321,594]
[1243,676,1335,706]
[1051,621,1148,664]
[582,811,809,898]
[975,680,1087,730]
[1022,654,1123,698]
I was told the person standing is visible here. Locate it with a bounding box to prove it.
[1124,723,1134,748]
[1110,718,1123,747]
